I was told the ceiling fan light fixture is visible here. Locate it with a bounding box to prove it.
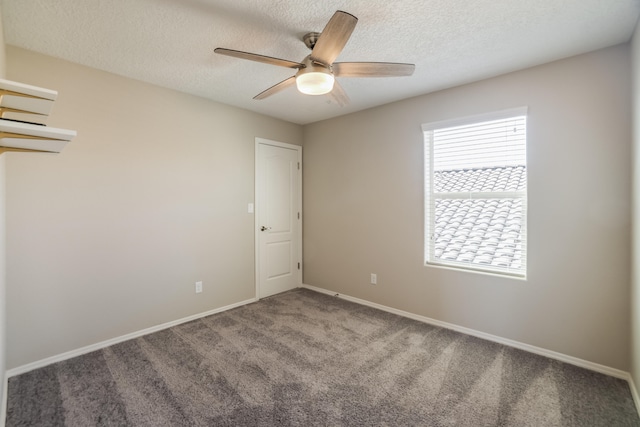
[296,71,335,95]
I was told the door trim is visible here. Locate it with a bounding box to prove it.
[254,138,302,299]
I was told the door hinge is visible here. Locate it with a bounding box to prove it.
[298,262,301,270]
[297,162,300,170]
[297,212,300,220]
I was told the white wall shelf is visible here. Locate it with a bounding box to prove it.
[0,79,76,154]
[0,119,75,154]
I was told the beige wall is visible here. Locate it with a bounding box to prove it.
[0,153,5,410]
[5,46,303,368]
[0,4,7,411]
[632,21,640,390]
[303,44,632,370]
[3,41,634,374]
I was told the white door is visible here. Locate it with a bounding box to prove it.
[256,138,302,298]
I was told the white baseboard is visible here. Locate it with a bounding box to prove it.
[6,297,257,379]
[300,284,630,380]
[629,375,640,417]
[1,372,7,427]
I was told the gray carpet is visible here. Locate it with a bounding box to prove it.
[6,288,639,426]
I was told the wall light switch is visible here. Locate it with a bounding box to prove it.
[248,203,254,214]
[370,274,377,285]
[195,281,203,293]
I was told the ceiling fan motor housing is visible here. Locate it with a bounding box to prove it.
[295,56,335,95]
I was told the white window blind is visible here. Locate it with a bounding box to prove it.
[423,108,527,277]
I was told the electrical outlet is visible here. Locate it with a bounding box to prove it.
[195,281,203,293]
[370,273,377,285]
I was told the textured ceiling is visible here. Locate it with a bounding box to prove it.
[3,0,639,125]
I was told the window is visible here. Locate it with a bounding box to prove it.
[423,108,527,277]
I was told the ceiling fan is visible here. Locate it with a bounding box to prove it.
[214,10,415,106]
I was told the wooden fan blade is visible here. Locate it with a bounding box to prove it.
[254,76,297,100]
[333,62,415,77]
[310,11,357,66]
[215,48,303,69]
[328,80,350,107]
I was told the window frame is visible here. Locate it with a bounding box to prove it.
[422,107,528,278]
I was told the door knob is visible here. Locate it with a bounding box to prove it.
[260,226,271,231]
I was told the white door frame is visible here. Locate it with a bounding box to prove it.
[254,137,302,298]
